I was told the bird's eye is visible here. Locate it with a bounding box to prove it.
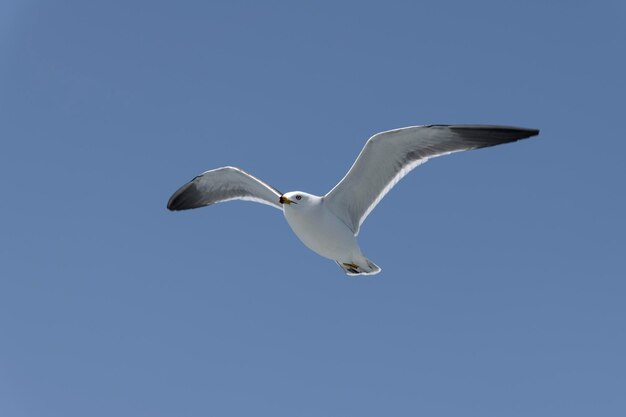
[296,195,302,200]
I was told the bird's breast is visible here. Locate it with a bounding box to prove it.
[283,204,358,260]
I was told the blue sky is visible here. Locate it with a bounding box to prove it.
[1,1,625,416]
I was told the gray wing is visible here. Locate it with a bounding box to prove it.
[324,125,540,235]
[167,166,283,211]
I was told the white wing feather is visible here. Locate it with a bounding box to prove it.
[167,166,282,211]
[324,125,539,235]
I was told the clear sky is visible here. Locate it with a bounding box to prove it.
[1,1,625,416]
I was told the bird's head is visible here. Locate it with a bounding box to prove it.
[279,191,317,207]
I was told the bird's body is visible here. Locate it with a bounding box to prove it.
[167,124,540,276]
[280,192,379,275]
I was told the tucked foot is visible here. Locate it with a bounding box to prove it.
[343,262,360,274]
[335,260,381,276]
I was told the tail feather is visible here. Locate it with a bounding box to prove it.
[335,259,381,277]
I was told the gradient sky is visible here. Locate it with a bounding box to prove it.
[1,1,625,416]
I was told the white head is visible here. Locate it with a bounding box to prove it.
[279,191,320,208]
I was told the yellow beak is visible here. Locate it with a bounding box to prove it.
[279,195,295,205]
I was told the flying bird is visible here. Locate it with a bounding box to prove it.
[167,124,539,276]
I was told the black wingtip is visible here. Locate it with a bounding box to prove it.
[441,124,540,148]
[166,194,181,211]
[507,126,540,139]
[166,181,200,211]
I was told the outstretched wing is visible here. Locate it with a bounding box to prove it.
[167,166,283,211]
[324,125,539,235]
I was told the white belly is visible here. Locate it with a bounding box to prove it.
[283,203,360,261]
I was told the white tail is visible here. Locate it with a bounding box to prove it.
[335,258,381,276]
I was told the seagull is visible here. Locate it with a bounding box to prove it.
[167,124,539,276]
